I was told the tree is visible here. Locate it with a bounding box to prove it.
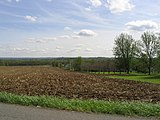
[113,33,136,74]
[137,31,160,75]
[73,56,82,71]
[155,51,160,73]
[131,57,148,73]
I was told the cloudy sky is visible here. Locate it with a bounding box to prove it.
[0,0,160,57]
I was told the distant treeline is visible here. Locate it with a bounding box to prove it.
[0,57,160,74]
[0,57,117,72]
[52,57,160,74]
[0,58,53,66]
[52,57,117,72]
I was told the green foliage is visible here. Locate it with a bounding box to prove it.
[73,56,82,71]
[155,53,160,73]
[131,58,148,73]
[113,33,137,74]
[0,59,53,66]
[0,92,159,117]
[137,31,160,75]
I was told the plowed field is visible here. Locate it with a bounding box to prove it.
[0,66,159,103]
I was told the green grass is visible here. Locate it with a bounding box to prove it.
[89,71,127,75]
[109,74,160,84]
[0,92,159,117]
[89,71,160,84]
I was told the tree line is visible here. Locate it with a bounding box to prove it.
[0,59,53,66]
[52,31,160,75]
[113,31,160,75]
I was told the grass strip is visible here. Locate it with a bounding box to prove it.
[109,75,160,84]
[0,92,159,117]
[90,71,160,84]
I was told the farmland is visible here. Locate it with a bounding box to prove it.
[0,66,159,103]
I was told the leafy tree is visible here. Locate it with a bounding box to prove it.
[155,51,160,73]
[73,56,82,71]
[113,33,136,74]
[52,61,59,67]
[137,32,160,75]
[131,58,148,73]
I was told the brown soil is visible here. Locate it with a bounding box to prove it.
[0,66,159,103]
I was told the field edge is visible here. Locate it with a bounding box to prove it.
[0,92,159,117]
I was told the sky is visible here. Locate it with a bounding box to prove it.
[0,0,160,57]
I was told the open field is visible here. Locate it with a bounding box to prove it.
[0,66,159,103]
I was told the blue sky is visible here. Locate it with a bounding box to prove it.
[0,0,160,57]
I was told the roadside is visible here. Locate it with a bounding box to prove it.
[0,103,158,120]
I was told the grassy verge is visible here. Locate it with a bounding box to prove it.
[0,92,159,117]
[109,75,160,84]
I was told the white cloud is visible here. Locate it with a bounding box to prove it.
[35,40,46,43]
[77,29,97,37]
[84,48,93,52]
[90,0,102,7]
[15,0,21,2]
[68,48,81,53]
[25,38,35,43]
[106,0,134,13]
[25,16,37,22]
[26,38,46,43]
[75,44,84,48]
[59,35,70,39]
[46,0,52,2]
[85,7,91,11]
[30,49,47,53]
[56,46,62,49]
[64,27,72,31]
[13,48,29,51]
[72,35,80,39]
[125,20,159,31]
[55,46,62,52]
[25,37,56,43]
[6,0,21,2]
[43,37,57,41]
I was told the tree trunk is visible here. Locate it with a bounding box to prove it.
[148,67,151,75]
[148,57,152,75]
[127,65,130,74]
[126,60,130,74]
